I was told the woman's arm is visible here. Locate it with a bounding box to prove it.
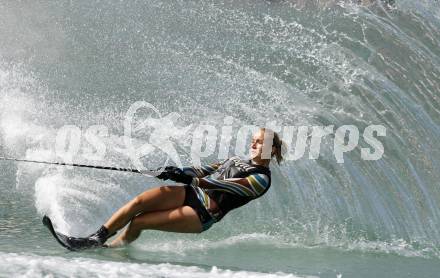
[158,159,227,184]
[191,173,270,198]
[181,160,226,178]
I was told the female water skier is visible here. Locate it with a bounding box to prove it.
[63,127,284,250]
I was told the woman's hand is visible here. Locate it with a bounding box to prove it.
[156,166,193,184]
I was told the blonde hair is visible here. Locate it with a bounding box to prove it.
[261,128,285,165]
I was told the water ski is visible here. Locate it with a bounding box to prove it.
[42,215,104,251]
[42,215,76,251]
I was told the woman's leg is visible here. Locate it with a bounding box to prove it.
[108,206,203,247]
[103,185,186,235]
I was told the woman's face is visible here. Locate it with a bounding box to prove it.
[249,130,266,160]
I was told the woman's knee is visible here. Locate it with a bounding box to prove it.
[130,187,162,209]
[155,185,186,204]
[130,195,144,211]
[129,185,186,214]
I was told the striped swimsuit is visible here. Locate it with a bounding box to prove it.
[182,156,272,231]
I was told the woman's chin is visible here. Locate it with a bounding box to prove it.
[249,152,259,160]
